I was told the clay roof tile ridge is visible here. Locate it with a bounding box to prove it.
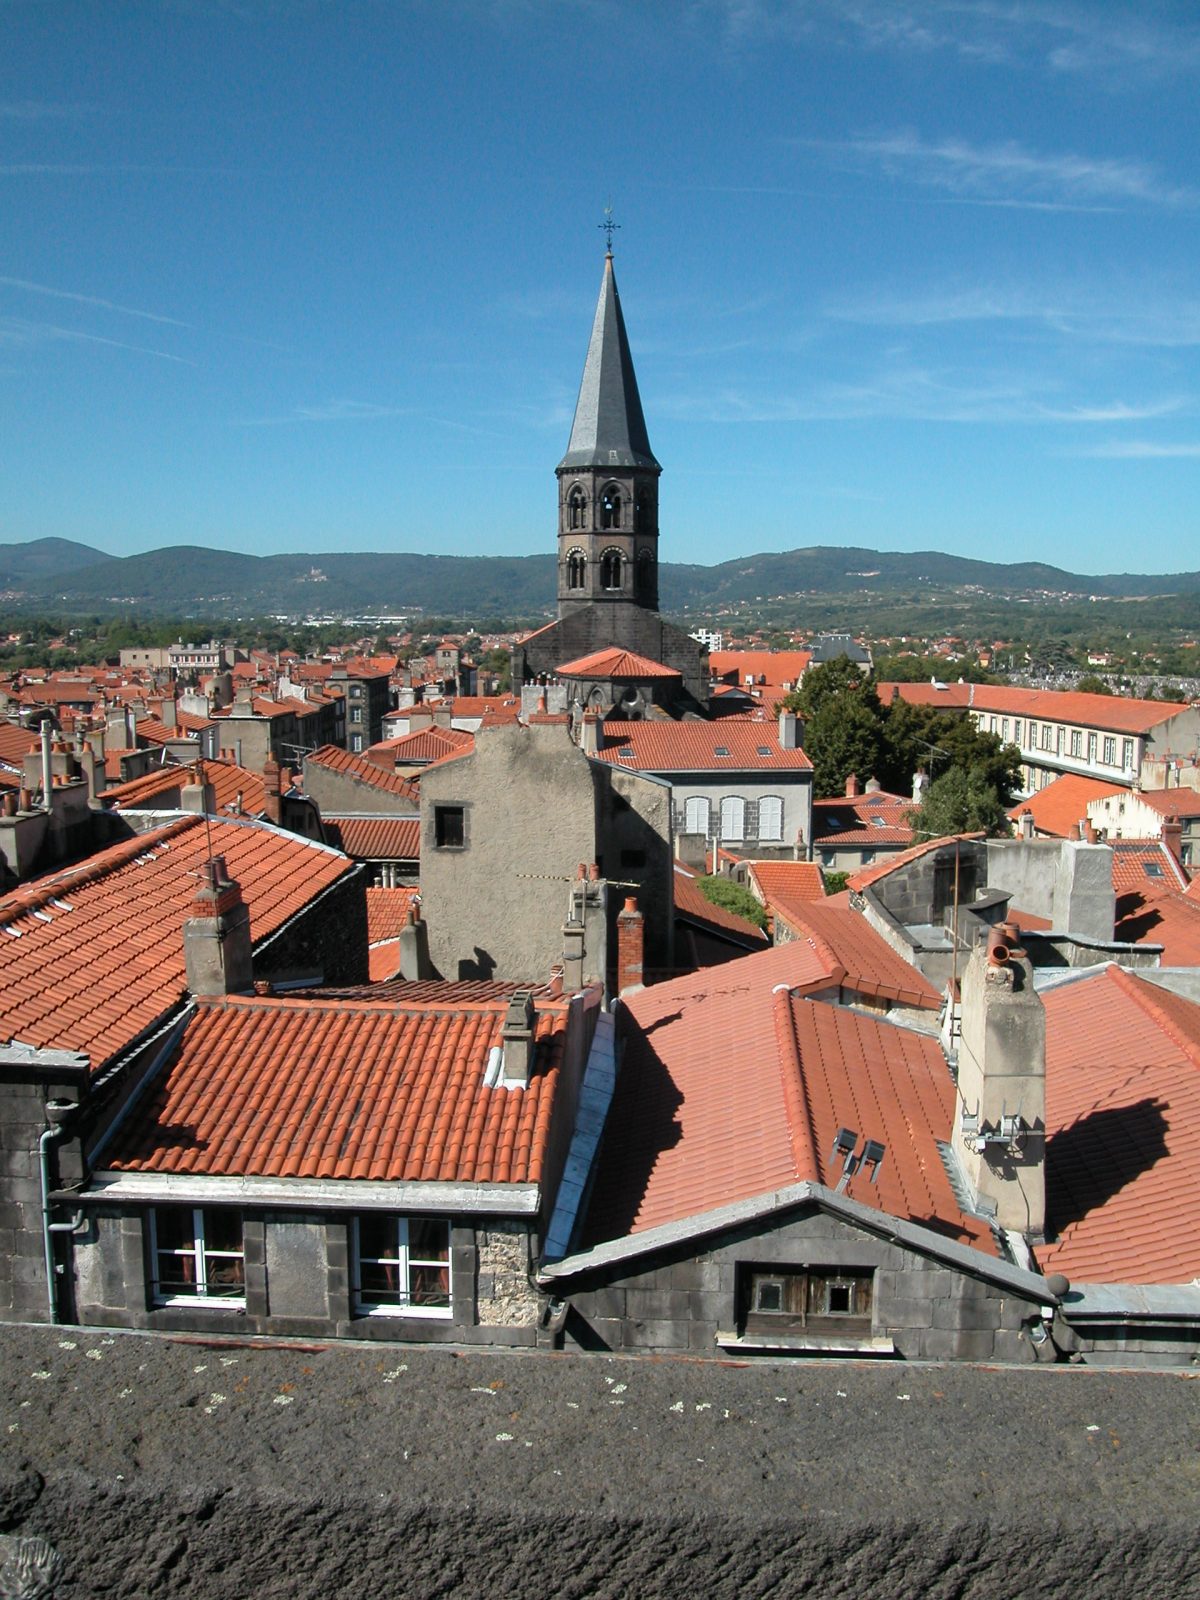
[772,988,820,1183]
[1106,964,1200,1074]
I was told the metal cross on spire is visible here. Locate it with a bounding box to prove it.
[599,201,619,255]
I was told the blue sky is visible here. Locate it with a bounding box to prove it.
[1,0,1197,577]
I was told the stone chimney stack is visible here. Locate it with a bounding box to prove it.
[865,776,881,794]
[952,927,1045,1239]
[501,991,536,1085]
[1018,809,1035,840]
[262,756,282,826]
[399,904,432,981]
[183,855,254,996]
[181,766,216,814]
[845,772,861,798]
[778,709,802,750]
[616,896,645,998]
[580,711,600,756]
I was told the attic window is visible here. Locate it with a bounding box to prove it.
[1144,861,1164,878]
[871,817,889,828]
[616,748,636,763]
[434,805,465,848]
[743,1267,873,1336]
[713,746,731,757]
[756,746,771,757]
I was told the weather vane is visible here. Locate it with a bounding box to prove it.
[599,202,619,254]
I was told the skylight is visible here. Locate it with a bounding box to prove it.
[713,746,730,757]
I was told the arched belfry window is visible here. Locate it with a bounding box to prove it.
[599,485,622,530]
[567,486,587,531]
[635,493,654,533]
[636,549,655,602]
[600,548,623,591]
[566,547,586,589]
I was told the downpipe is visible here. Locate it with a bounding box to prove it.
[39,1100,85,1324]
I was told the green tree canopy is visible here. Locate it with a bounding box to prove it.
[805,693,887,798]
[908,767,1009,841]
[781,655,881,722]
[695,876,768,930]
[1074,673,1113,695]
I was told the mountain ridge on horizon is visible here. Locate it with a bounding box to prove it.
[2,535,1198,618]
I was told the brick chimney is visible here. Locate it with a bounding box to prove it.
[1162,815,1184,865]
[501,991,536,1085]
[845,772,861,798]
[951,928,1045,1239]
[183,855,253,996]
[262,756,282,826]
[617,896,645,998]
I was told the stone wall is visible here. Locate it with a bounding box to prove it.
[517,603,708,713]
[558,1203,1045,1363]
[253,867,370,987]
[476,1221,540,1327]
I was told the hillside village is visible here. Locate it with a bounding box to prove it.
[3,250,1200,1371]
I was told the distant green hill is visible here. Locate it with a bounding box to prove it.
[3,535,1199,619]
[0,537,110,588]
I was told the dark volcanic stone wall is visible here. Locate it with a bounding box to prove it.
[0,1325,1196,1598]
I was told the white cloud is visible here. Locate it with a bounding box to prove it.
[807,130,1194,209]
[1073,440,1200,459]
[0,316,195,365]
[235,399,412,426]
[0,276,189,328]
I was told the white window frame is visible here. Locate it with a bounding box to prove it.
[1103,736,1116,766]
[353,1215,453,1320]
[758,795,784,842]
[719,795,745,842]
[683,795,710,836]
[150,1206,245,1309]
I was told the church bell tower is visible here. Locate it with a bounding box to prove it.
[556,245,661,618]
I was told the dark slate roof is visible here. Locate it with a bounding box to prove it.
[558,254,660,473]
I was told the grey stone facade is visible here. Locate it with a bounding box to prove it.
[550,1202,1048,1363]
[73,1208,540,1347]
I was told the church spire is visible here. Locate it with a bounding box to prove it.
[558,249,660,472]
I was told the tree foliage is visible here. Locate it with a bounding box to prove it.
[695,875,768,930]
[1074,673,1113,695]
[907,767,1008,841]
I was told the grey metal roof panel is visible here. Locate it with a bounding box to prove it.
[558,255,660,472]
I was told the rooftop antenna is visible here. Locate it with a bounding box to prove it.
[599,201,619,256]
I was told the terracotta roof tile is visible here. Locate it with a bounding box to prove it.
[709,650,812,690]
[323,815,420,860]
[556,647,682,680]
[104,990,572,1186]
[811,789,915,846]
[0,816,356,1070]
[771,900,942,1010]
[672,866,768,947]
[104,758,268,816]
[581,948,988,1252]
[1111,839,1190,894]
[748,861,829,927]
[1114,884,1200,964]
[593,720,812,772]
[882,680,1194,735]
[366,727,473,765]
[1040,966,1200,1283]
[1007,774,1126,838]
[847,833,984,891]
[304,745,419,803]
[366,885,420,944]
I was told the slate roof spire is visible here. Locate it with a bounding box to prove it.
[558,249,660,473]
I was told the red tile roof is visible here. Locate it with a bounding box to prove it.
[322,815,420,861]
[582,950,990,1252]
[1133,788,1200,819]
[366,885,420,944]
[672,866,769,948]
[772,899,942,1010]
[0,816,356,1070]
[366,727,473,765]
[1114,885,1200,964]
[593,720,812,772]
[748,861,829,927]
[0,723,36,769]
[556,647,682,680]
[104,989,573,1186]
[1041,966,1200,1283]
[811,788,914,846]
[1110,839,1190,895]
[709,650,811,690]
[883,681,1194,735]
[1007,774,1125,838]
[847,833,984,891]
[134,717,177,747]
[305,745,420,803]
[104,758,268,816]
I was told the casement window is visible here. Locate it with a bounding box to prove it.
[1123,738,1135,771]
[434,804,465,848]
[758,795,784,841]
[1070,730,1082,758]
[683,795,710,836]
[150,1207,245,1307]
[1013,720,1022,745]
[353,1215,452,1318]
[1103,737,1116,766]
[1087,732,1098,763]
[719,795,745,842]
[1028,721,1038,749]
[743,1266,873,1336]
